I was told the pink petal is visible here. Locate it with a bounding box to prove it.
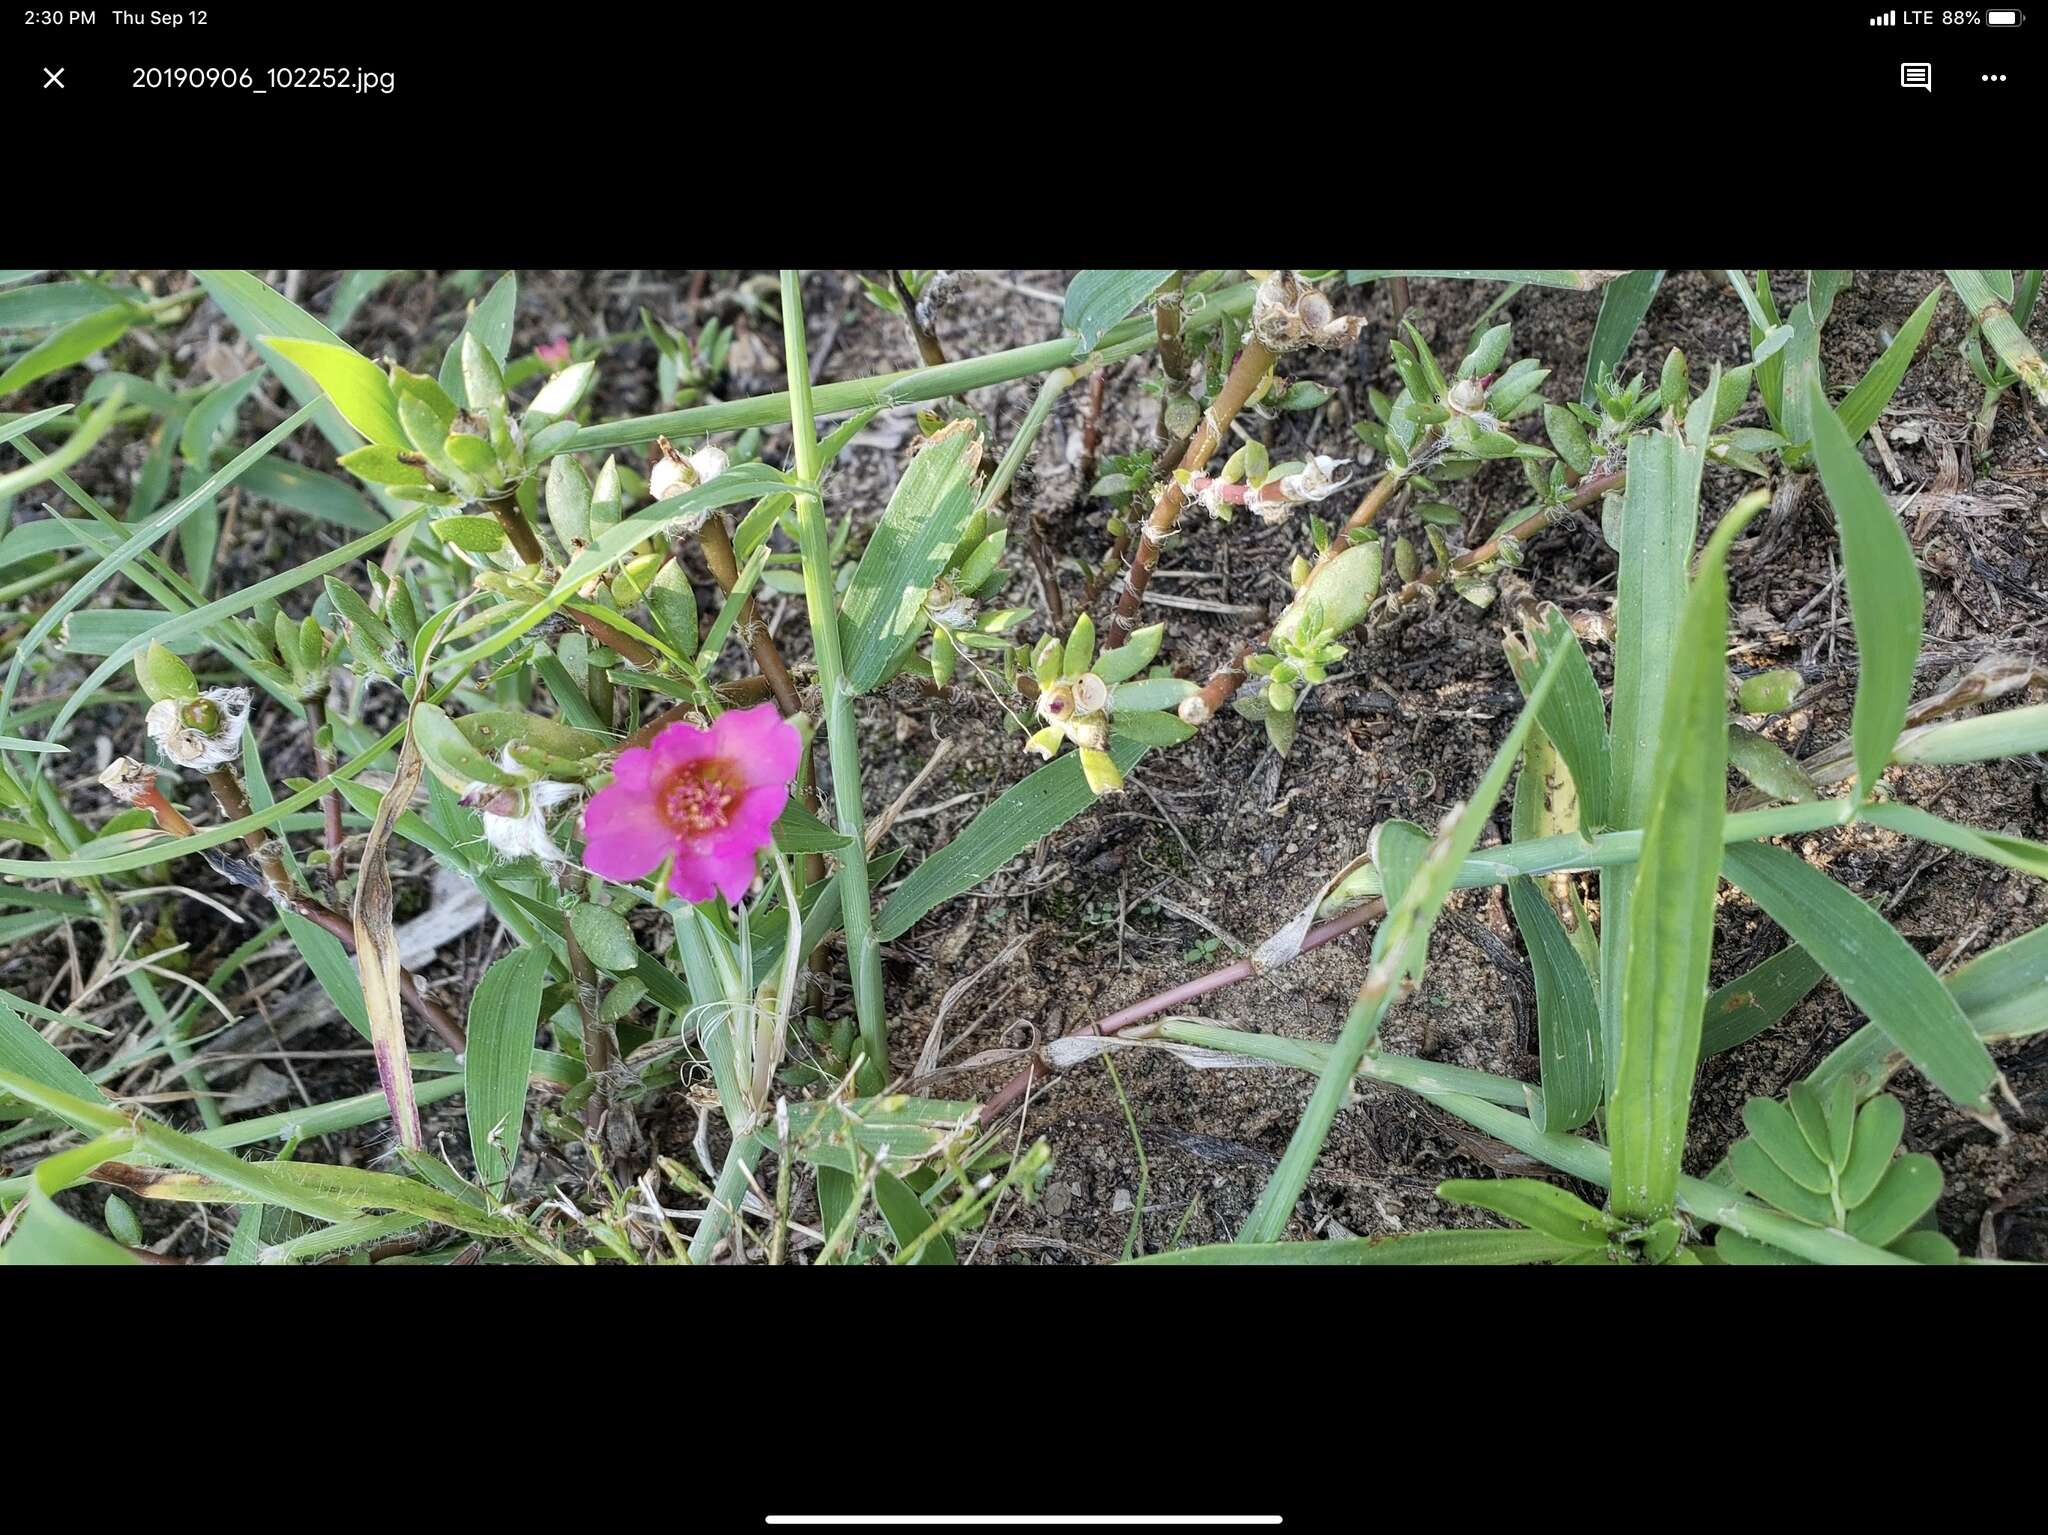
[649,719,722,777]
[581,780,676,882]
[669,837,763,908]
[721,781,788,851]
[709,701,802,790]
[607,746,655,794]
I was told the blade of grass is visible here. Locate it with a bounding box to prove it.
[1700,940,1829,1056]
[570,281,1262,453]
[838,420,982,693]
[465,946,548,1199]
[1946,269,2048,406]
[1063,270,1176,349]
[1807,375,1922,803]
[874,739,1148,942]
[1599,416,1707,1096]
[1723,841,1996,1113]
[1808,920,2048,1106]
[0,400,319,746]
[1580,270,1665,406]
[1834,284,1943,443]
[1608,492,1765,1220]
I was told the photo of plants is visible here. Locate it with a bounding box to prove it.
[0,268,2041,1266]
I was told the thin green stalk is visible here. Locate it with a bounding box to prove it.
[1156,1021,1912,1265]
[0,552,94,605]
[1314,797,1855,915]
[977,364,1082,515]
[780,271,886,1094]
[570,280,1260,453]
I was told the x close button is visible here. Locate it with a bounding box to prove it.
[44,67,65,88]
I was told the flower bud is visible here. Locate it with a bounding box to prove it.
[1273,540,1382,646]
[1073,673,1109,714]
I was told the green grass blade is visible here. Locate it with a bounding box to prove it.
[262,1212,422,1265]
[1892,703,2048,765]
[838,423,982,693]
[1506,877,1601,1132]
[239,454,381,532]
[1807,919,2047,1108]
[1723,842,1996,1113]
[1834,284,1942,443]
[569,281,1261,454]
[194,270,388,458]
[0,1134,143,1266]
[465,947,548,1198]
[1807,375,1922,803]
[1860,801,2048,880]
[0,306,135,397]
[45,504,426,747]
[873,739,1148,942]
[0,992,109,1131]
[1608,495,1764,1220]
[1128,1228,1585,1266]
[434,467,785,675]
[0,387,123,500]
[0,399,319,745]
[1063,270,1176,349]
[1701,940,1829,1055]
[1237,643,1571,1243]
[1580,269,1664,406]
[1599,420,1707,1095]
[1505,601,1609,829]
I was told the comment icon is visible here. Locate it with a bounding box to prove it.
[1900,61,1932,89]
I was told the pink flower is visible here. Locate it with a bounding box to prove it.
[536,337,572,367]
[581,703,799,905]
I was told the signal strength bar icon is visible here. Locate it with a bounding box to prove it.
[1871,8,1896,21]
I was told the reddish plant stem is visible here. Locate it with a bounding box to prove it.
[1106,337,1278,645]
[486,489,657,668]
[976,896,1385,1127]
[888,270,948,370]
[696,516,804,724]
[280,889,468,1053]
[484,489,546,565]
[304,696,346,882]
[1076,369,1108,493]
[200,767,467,1052]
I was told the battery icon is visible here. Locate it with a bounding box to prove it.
[1987,8,2022,22]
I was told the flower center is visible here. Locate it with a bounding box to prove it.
[656,761,741,838]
